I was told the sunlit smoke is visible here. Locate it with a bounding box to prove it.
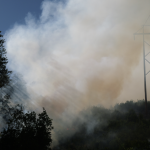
[4,0,150,145]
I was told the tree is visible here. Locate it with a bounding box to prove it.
[0,31,12,88]
[0,105,53,150]
[0,31,13,123]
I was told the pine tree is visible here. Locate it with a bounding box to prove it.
[0,31,12,88]
[0,31,13,123]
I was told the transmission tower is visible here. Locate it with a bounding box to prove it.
[134,22,150,116]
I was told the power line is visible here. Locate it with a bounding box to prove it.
[134,24,150,116]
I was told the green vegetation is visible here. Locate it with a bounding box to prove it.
[53,100,150,150]
[0,105,53,150]
[0,31,12,88]
[0,31,13,122]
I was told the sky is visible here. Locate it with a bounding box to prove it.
[0,0,45,34]
[2,0,150,145]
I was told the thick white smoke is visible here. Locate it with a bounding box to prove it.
[4,0,150,145]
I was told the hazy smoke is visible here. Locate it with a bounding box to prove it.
[4,0,150,145]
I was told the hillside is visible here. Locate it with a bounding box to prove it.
[53,100,150,150]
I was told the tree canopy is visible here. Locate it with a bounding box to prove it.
[0,105,53,150]
[53,100,150,150]
[0,31,13,123]
[0,31,12,88]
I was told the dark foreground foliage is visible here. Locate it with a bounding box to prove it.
[0,31,12,88]
[0,105,53,150]
[53,100,150,150]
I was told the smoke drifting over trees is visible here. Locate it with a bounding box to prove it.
[52,100,150,150]
[2,0,150,148]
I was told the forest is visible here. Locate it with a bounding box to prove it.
[52,100,150,150]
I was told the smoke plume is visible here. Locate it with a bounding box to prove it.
[4,0,150,145]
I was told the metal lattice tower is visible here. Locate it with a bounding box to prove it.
[134,21,150,116]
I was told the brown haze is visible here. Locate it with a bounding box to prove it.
[4,0,150,145]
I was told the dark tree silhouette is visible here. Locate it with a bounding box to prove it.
[0,31,12,88]
[52,101,150,150]
[0,105,53,150]
[0,31,13,122]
